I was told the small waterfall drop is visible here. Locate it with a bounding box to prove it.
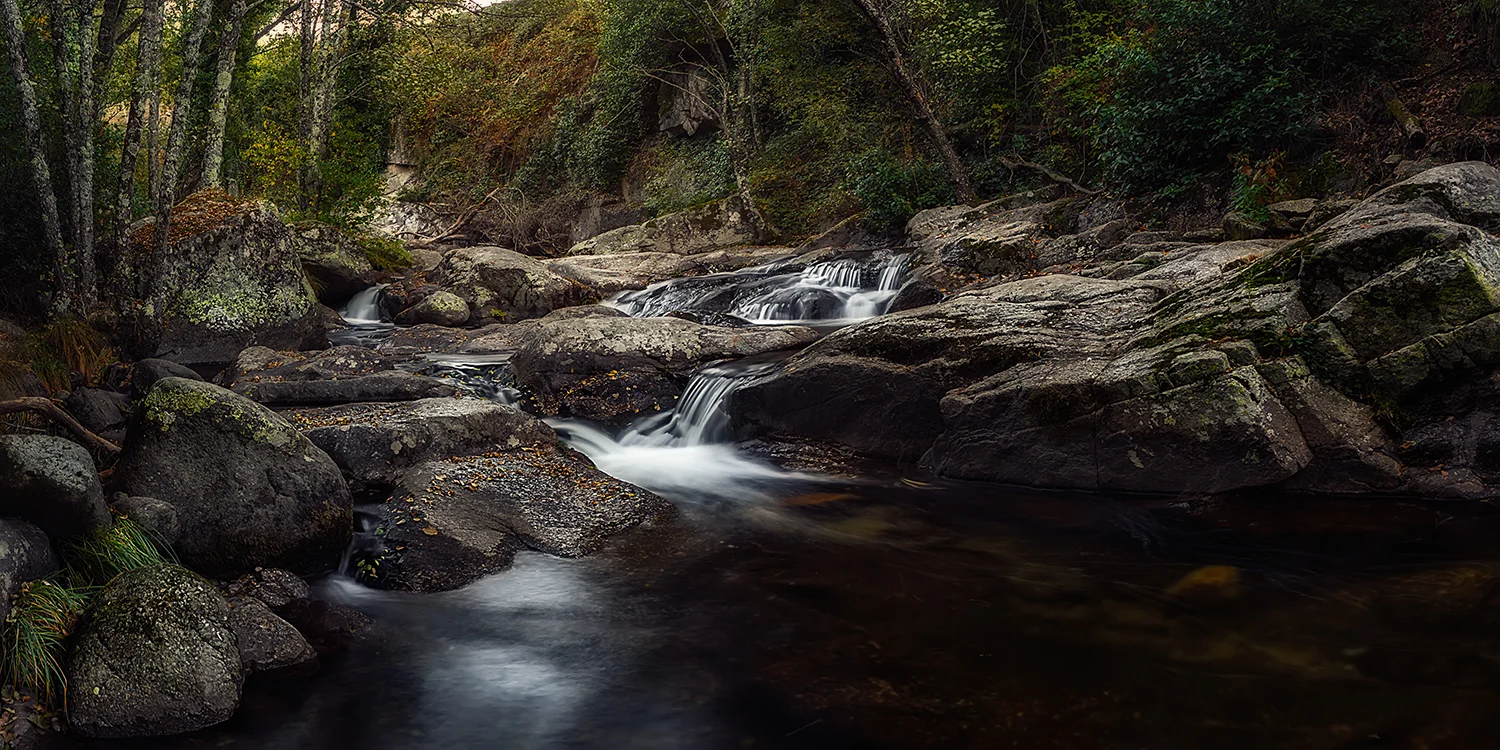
[341,285,388,324]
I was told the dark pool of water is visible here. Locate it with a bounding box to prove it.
[79,476,1500,750]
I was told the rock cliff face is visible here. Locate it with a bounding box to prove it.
[118,191,326,366]
[731,163,1500,498]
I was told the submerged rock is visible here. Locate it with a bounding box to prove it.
[379,449,673,592]
[288,398,558,489]
[67,565,243,738]
[117,191,325,366]
[512,315,817,424]
[0,435,112,538]
[118,378,352,577]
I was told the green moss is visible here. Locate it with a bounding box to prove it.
[1459,82,1500,116]
[143,380,294,447]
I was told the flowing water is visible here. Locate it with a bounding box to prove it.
[330,285,397,347]
[129,260,1500,749]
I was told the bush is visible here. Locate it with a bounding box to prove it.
[847,149,956,228]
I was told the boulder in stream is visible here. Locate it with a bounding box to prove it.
[430,246,594,323]
[118,378,352,577]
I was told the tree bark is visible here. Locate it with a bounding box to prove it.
[202,0,247,189]
[152,0,215,253]
[1,0,71,310]
[113,0,165,254]
[849,0,975,204]
[298,0,349,211]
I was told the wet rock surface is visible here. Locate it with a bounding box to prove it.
[226,595,317,675]
[118,378,352,578]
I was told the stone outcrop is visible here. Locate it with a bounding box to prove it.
[290,222,378,305]
[429,246,594,323]
[565,198,762,258]
[118,191,325,366]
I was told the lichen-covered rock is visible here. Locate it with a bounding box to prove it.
[66,565,243,738]
[394,289,471,326]
[565,197,762,257]
[0,519,60,623]
[226,595,317,674]
[118,378,352,577]
[118,191,325,366]
[290,222,377,305]
[221,567,312,610]
[287,398,558,489]
[0,435,112,538]
[234,372,457,406]
[512,315,818,424]
[130,358,203,393]
[378,449,673,592]
[430,246,593,323]
[547,246,791,296]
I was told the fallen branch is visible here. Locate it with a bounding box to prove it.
[411,187,504,248]
[998,155,1098,196]
[1380,86,1426,150]
[0,398,121,454]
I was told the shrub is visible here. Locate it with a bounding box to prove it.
[847,149,956,228]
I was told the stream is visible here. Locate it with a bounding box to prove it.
[128,252,1500,749]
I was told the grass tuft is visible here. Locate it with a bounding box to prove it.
[61,516,174,588]
[1,579,92,708]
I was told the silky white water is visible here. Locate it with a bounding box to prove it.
[340,285,388,324]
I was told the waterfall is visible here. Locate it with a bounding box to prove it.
[608,253,911,325]
[341,285,388,324]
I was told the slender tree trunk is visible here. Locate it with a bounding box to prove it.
[202,0,246,189]
[298,0,317,210]
[298,0,348,211]
[113,0,165,252]
[72,0,102,306]
[151,0,215,253]
[91,0,125,118]
[849,0,975,204]
[146,86,162,203]
[0,0,71,309]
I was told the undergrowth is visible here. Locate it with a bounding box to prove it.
[61,516,175,588]
[1,580,91,708]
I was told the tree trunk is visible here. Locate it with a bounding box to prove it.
[91,0,126,118]
[298,0,317,210]
[298,0,348,211]
[849,0,975,204]
[113,0,165,254]
[151,0,215,253]
[202,0,246,189]
[146,85,162,203]
[1,0,70,310]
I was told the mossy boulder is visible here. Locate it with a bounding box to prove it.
[430,246,594,323]
[290,221,377,306]
[117,378,352,578]
[66,565,243,738]
[564,197,763,257]
[119,191,326,366]
[394,289,471,326]
[1459,82,1500,116]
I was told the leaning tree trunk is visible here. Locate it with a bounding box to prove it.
[151,0,215,253]
[113,0,165,255]
[201,0,246,189]
[1,0,72,310]
[849,0,975,204]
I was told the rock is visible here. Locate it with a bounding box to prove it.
[272,599,376,658]
[1267,198,1319,219]
[233,372,457,406]
[1459,82,1500,116]
[394,290,471,326]
[67,565,243,739]
[381,449,673,592]
[430,246,593,323]
[547,246,791,296]
[110,494,182,545]
[376,323,508,358]
[63,387,127,436]
[118,378,352,578]
[566,197,764,257]
[0,519,61,623]
[1304,198,1358,232]
[291,222,376,305]
[287,398,558,489]
[370,201,445,240]
[226,595,317,674]
[657,66,719,136]
[512,316,818,424]
[227,344,393,385]
[0,435,112,538]
[118,191,325,366]
[130,358,203,393]
[1222,211,1268,240]
[221,568,312,610]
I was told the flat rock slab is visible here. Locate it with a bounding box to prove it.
[234,372,457,406]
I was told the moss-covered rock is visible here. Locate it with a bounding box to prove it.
[119,192,326,366]
[290,222,377,305]
[1459,82,1500,116]
[67,565,243,738]
[394,289,470,326]
[118,378,352,578]
[430,246,594,323]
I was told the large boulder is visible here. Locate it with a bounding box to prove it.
[287,398,558,489]
[118,378,352,577]
[225,346,455,406]
[565,198,763,257]
[511,315,818,424]
[118,190,325,366]
[731,163,1500,498]
[546,246,792,296]
[290,222,377,305]
[378,449,673,592]
[429,246,593,323]
[0,520,61,623]
[0,435,112,538]
[394,290,471,326]
[67,565,244,738]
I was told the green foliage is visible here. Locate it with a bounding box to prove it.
[1,579,91,707]
[847,149,956,228]
[355,232,413,271]
[1230,152,1291,222]
[640,135,735,217]
[61,516,174,588]
[1047,0,1407,190]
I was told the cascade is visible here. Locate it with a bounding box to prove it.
[341,285,388,324]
